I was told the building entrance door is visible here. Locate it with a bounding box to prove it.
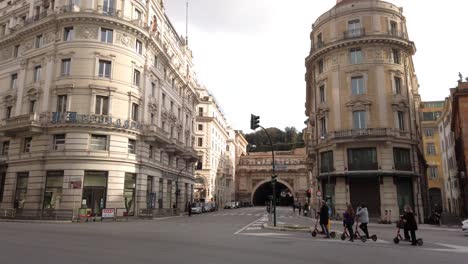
[349,178,381,218]
[82,187,106,216]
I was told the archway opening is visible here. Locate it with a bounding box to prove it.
[252,181,294,206]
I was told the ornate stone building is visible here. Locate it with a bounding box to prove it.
[304,0,425,221]
[0,0,200,217]
[236,148,309,206]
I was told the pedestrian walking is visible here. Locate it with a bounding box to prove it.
[292,202,296,213]
[187,202,192,217]
[343,204,355,242]
[356,204,370,239]
[319,200,330,238]
[401,204,418,245]
[303,203,309,216]
[298,202,302,215]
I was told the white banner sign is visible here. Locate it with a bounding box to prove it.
[102,208,115,218]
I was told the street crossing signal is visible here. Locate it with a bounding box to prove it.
[250,114,260,130]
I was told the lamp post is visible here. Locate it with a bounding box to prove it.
[175,163,193,212]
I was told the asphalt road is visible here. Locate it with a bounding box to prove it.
[0,207,467,264]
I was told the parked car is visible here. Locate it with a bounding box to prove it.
[235,202,241,208]
[204,202,216,212]
[462,219,468,233]
[191,203,203,214]
[224,202,232,209]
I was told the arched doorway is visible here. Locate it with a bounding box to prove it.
[252,181,294,206]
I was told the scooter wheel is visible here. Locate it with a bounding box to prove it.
[371,235,378,242]
[330,232,336,239]
[341,234,346,241]
[361,236,367,242]
[393,237,400,244]
[417,239,423,246]
[311,231,317,237]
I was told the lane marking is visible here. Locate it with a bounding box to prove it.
[240,233,291,237]
[234,216,265,235]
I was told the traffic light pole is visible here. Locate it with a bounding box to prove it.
[259,126,277,227]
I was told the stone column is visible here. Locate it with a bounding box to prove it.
[334,176,347,217]
[380,176,399,222]
[14,61,27,116]
[136,173,148,214]
[42,55,55,112]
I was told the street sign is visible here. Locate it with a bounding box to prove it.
[102,208,115,218]
[316,190,322,197]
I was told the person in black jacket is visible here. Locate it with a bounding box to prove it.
[401,205,418,245]
[319,200,330,238]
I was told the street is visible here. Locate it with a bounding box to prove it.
[0,207,467,264]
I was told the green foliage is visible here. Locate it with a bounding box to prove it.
[245,127,305,152]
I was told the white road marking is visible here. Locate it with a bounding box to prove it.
[246,227,262,230]
[240,233,291,237]
[234,217,266,235]
[247,213,252,216]
[239,213,245,216]
[424,243,468,254]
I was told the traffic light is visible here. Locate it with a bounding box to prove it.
[250,114,260,130]
[271,174,277,183]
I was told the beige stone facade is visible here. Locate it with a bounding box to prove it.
[0,0,201,217]
[236,148,309,206]
[304,0,425,222]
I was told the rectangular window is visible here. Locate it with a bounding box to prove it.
[196,155,203,170]
[95,96,109,115]
[426,143,436,155]
[103,0,115,15]
[392,49,400,64]
[11,73,17,89]
[150,113,155,124]
[170,101,174,112]
[35,34,43,48]
[390,21,398,35]
[347,19,361,37]
[320,151,333,173]
[166,180,172,208]
[124,173,136,215]
[422,112,442,121]
[198,124,203,131]
[131,103,139,121]
[394,148,411,171]
[394,77,402,94]
[98,60,112,78]
[428,166,438,180]
[0,172,5,202]
[57,95,67,112]
[63,27,74,41]
[198,138,203,147]
[353,111,366,129]
[15,172,29,208]
[350,48,362,64]
[128,139,136,154]
[149,145,153,159]
[23,137,32,153]
[319,85,325,103]
[136,40,142,55]
[162,93,166,108]
[53,134,65,151]
[397,111,405,130]
[153,55,158,68]
[29,100,36,114]
[2,141,9,156]
[14,45,19,58]
[424,128,434,137]
[351,76,364,95]
[135,9,142,20]
[43,171,64,209]
[318,59,324,74]
[198,107,203,117]
[158,178,164,208]
[100,28,113,43]
[347,148,378,171]
[133,69,140,87]
[151,82,156,97]
[34,65,41,82]
[320,117,327,137]
[90,135,107,151]
[61,58,71,76]
[6,106,12,119]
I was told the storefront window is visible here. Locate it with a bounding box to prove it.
[147,176,155,209]
[124,173,136,216]
[167,180,173,208]
[158,178,164,208]
[15,172,29,209]
[43,171,64,209]
[82,171,107,216]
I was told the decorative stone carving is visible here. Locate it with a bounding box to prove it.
[22,40,34,53]
[346,98,372,111]
[76,26,98,39]
[391,99,409,112]
[117,32,135,47]
[45,32,56,44]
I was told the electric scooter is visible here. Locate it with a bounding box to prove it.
[393,219,423,246]
[311,214,336,238]
[340,224,363,242]
[354,221,378,242]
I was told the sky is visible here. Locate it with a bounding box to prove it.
[164,0,468,132]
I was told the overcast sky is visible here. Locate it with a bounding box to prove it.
[165,0,468,133]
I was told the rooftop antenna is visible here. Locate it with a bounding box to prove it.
[185,0,189,45]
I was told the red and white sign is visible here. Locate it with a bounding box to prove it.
[316,190,322,197]
[102,208,115,218]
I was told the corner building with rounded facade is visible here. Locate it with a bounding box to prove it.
[305,0,425,222]
[0,0,200,217]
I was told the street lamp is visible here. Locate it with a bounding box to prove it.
[175,163,194,212]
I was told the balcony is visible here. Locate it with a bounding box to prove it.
[395,163,412,172]
[143,124,170,144]
[0,113,43,135]
[96,6,123,18]
[164,138,185,154]
[343,28,365,39]
[332,128,389,139]
[388,30,407,39]
[348,162,378,171]
[181,146,198,162]
[24,11,50,26]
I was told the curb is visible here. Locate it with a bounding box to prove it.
[0,219,72,224]
[262,223,311,233]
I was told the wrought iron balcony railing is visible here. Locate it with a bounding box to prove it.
[344,28,365,39]
[348,162,378,171]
